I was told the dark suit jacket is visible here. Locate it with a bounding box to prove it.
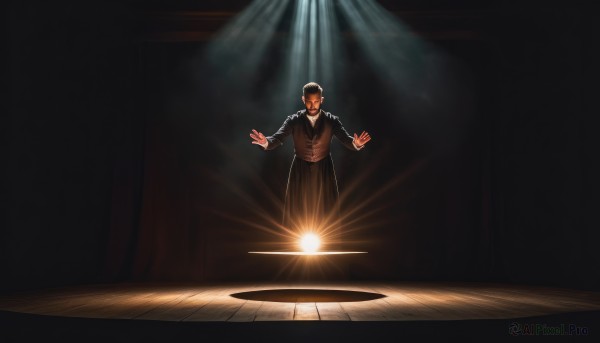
[262,110,359,162]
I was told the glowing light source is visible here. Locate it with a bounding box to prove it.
[248,251,367,255]
[299,233,320,253]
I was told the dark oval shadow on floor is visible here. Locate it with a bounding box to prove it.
[230,289,386,303]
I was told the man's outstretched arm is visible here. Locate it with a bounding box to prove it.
[332,117,372,151]
[250,116,294,151]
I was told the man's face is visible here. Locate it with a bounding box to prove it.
[302,93,323,116]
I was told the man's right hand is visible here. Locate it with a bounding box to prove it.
[250,129,267,146]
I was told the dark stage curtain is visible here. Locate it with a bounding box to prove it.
[4,1,140,291]
[484,4,600,290]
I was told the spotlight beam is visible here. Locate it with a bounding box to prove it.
[280,0,342,114]
[308,0,318,82]
[204,0,290,80]
[284,0,310,102]
[317,0,338,88]
[337,0,426,91]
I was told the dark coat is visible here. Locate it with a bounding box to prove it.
[261,109,360,240]
[262,109,359,162]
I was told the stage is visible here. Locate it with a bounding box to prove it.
[1,281,599,341]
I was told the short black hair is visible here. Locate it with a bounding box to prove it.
[303,82,323,96]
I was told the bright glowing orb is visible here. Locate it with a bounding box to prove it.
[300,233,320,253]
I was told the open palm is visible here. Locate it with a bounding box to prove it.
[353,131,371,147]
[250,129,267,145]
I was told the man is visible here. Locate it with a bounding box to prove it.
[250,82,371,245]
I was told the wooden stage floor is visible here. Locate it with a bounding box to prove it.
[1,281,599,341]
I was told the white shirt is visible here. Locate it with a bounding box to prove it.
[306,110,321,127]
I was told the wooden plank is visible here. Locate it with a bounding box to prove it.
[379,282,598,320]
[135,286,218,321]
[338,300,388,321]
[19,289,141,316]
[427,287,534,319]
[182,283,257,322]
[393,283,514,318]
[227,300,263,322]
[254,301,295,321]
[336,282,411,321]
[533,287,600,303]
[183,295,246,321]
[0,285,115,314]
[335,284,391,322]
[44,284,198,319]
[47,289,161,319]
[491,285,600,310]
[374,283,492,320]
[134,288,208,320]
[294,303,319,320]
[444,284,578,316]
[366,285,449,320]
[315,302,350,321]
[438,284,556,318]
[139,283,255,321]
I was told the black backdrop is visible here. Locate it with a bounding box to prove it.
[5,0,599,292]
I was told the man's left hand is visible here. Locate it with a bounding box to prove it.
[354,131,371,147]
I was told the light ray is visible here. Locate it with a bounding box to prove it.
[284,0,310,102]
[278,0,343,114]
[205,0,290,72]
[308,0,318,82]
[205,139,428,264]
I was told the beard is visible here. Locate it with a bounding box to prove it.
[306,107,320,116]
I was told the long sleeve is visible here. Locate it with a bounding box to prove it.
[260,115,294,151]
[332,116,361,151]
[352,139,364,150]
